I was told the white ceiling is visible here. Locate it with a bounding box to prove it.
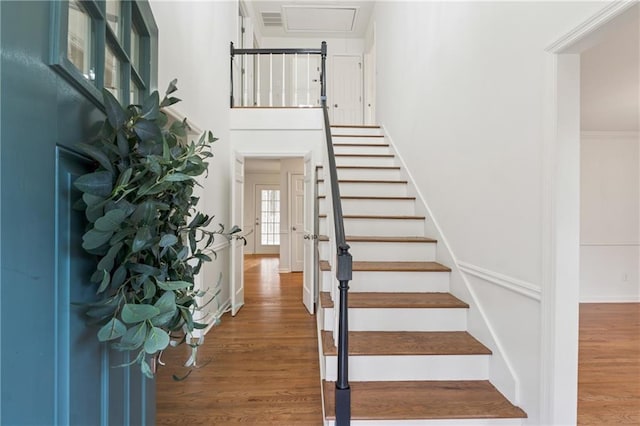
[581,5,639,132]
[246,0,374,39]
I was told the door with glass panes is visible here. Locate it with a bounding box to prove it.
[1,1,157,423]
[255,185,281,254]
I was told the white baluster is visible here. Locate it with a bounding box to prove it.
[256,54,261,106]
[243,54,248,107]
[282,53,285,107]
[294,53,298,106]
[306,53,310,106]
[269,53,273,107]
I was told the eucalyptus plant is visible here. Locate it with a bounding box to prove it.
[74,80,238,378]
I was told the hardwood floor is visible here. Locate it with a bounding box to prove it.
[578,303,640,425]
[156,254,322,425]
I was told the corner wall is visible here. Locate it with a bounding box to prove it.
[372,1,608,423]
[580,131,640,302]
[150,0,238,323]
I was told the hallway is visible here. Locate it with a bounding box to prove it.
[157,255,322,425]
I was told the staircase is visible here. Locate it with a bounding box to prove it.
[317,124,527,425]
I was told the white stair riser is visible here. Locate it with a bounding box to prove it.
[333,145,391,155]
[319,240,437,262]
[323,354,490,381]
[336,156,396,167]
[320,217,425,237]
[350,271,450,293]
[330,128,382,137]
[319,198,416,216]
[319,181,408,197]
[320,270,449,293]
[325,419,524,426]
[318,168,403,181]
[322,307,467,331]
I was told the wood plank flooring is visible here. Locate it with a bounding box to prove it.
[578,303,640,425]
[156,255,322,425]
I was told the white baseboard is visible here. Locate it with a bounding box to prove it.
[279,268,292,273]
[193,297,231,338]
[580,296,640,303]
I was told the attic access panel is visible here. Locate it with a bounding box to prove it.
[282,5,358,33]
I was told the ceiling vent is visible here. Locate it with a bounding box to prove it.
[261,11,283,28]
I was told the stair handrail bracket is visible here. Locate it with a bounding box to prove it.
[319,41,352,426]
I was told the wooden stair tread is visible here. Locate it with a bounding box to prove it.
[335,153,394,157]
[317,195,415,200]
[323,380,527,420]
[321,331,492,356]
[318,165,401,170]
[317,179,408,184]
[319,260,450,272]
[318,235,436,243]
[331,124,381,129]
[319,292,468,309]
[333,143,389,147]
[319,214,425,220]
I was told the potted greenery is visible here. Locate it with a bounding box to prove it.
[74,80,238,378]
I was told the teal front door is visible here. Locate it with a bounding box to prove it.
[1,1,157,424]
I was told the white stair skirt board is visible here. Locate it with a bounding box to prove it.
[320,269,450,293]
[321,307,467,332]
[319,198,416,216]
[319,241,437,263]
[318,167,403,181]
[319,217,425,237]
[324,419,524,426]
[333,145,392,155]
[318,181,409,197]
[335,156,397,167]
[330,128,383,137]
[323,354,490,381]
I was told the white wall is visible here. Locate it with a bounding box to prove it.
[372,1,609,423]
[580,132,640,302]
[151,0,238,321]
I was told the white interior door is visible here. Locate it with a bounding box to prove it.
[331,55,363,125]
[254,184,280,254]
[290,173,305,272]
[302,154,316,314]
[364,51,376,125]
[230,152,245,316]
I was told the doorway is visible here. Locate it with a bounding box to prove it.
[233,155,316,314]
[544,3,639,424]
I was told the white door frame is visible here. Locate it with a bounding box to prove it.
[230,152,245,316]
[540,3,637,424]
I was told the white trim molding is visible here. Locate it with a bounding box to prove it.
[211,238,231,253]
[581,130,639,139]
[581,296,640,303]
[164,105,204,136]
[581,242,640,247]
[458,262,542,301]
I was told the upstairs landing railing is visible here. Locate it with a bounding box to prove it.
[230,41,352,425]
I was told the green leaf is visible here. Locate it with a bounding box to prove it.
[169,119,187,137]
[189,230,196,254]
[144,326,170,354]
[142,279,156,301]
[159,234,178,248]
[132,226,152,253]
[74,171,113,197]
[94,209,127,232]
[103,89,127,129]
[165,78,178,95]
[111,265,127,288]
[141,91,160,120]
[82,229,113,250]
[97,242,123,272]
[83,193,105,207]
[105,199,136,217]
[116,130,130,159]
[97,317,126,341]
[131,200,157,225]
[154,291,176,313]
[133,118,162,142]
[157,280,192,291]
[78,143,114,174]
[116,168,133,187]
[97,270,110,293]
[193,321,209,330]
[121,322,148,350]
[121,304,160,324]
[164,173,192,182]
[140,358,154,379]
[160,96,181,108]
